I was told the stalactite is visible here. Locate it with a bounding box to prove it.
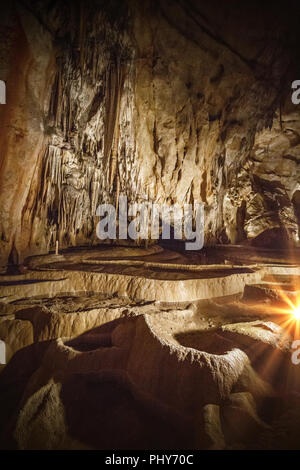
[8,0,296,261]
[24,4,134,252]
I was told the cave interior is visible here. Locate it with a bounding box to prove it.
[1,0,300,451]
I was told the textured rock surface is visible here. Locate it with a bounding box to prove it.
[239,106,300,246]
[0,245,299,363]
[1,288,300,450]
[0,247,265,303]
[0,246,300,449]
[1,0,300,452]
[1,1,300,266]
[0,316,33,362]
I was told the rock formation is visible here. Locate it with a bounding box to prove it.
[0,247,300,449]
[1,1,300,267]
[1,0,300,451]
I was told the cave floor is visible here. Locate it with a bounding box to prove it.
[1,245,300,449]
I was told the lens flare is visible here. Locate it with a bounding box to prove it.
[292,305,300,320]
[243,272,300,340]
[258,279,300,340]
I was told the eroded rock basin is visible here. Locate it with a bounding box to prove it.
[1,246,300,449]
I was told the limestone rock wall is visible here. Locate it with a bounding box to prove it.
[0,0,300,266]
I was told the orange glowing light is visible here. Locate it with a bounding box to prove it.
[259,280,300,340]
[292,305,300,321]
[244,275,300,340]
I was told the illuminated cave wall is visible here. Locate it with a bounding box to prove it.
[0,0,300,266]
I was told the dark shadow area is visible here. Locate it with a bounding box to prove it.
[175,329,235,355]
[0,279,59,286]
[251,228,289,248]
[292,190,300,237]
[65,333,113,351]
[64,318,124,352]
[60,370,193,449]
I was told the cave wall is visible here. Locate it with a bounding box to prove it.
[0,0,300,266]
